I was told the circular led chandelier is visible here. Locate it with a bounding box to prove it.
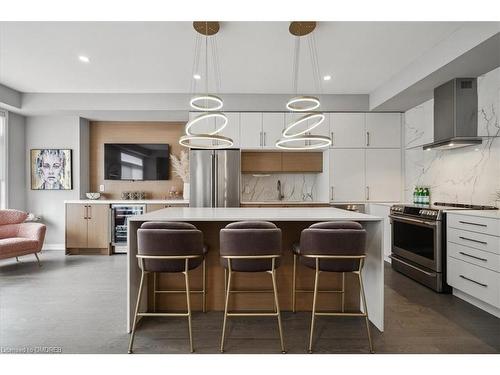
[276,22,331,150]
[181,22,232,149]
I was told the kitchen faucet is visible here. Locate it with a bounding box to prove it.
[277,180,284,201]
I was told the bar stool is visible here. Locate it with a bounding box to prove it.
[128,222,207,354]
[292,221,373,353]
[219,221,285,353]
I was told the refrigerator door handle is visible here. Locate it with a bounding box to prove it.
[214,153,219,207]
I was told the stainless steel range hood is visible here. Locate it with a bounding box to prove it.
[423,78,482,151]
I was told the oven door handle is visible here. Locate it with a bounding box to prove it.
[389,215,437,226]
[389,255,436,276]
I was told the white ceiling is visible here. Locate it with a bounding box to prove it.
[0,21,469,94]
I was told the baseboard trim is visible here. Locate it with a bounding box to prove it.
[453,288,500,318]
[42,244,65,251]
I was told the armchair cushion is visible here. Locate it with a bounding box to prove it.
[0,238,40,259]
[0,209,28,225]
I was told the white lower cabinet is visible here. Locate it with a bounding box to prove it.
[365,149,402,202]
[329,149,366,202]
[447,212,500,317]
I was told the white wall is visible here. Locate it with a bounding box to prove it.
[403,67,500,206]
[7,112,26,210]
[25,115,86,246]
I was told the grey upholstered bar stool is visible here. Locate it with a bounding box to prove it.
[292,221,373,353]
[219,221,286,353]
[128,222,207,354]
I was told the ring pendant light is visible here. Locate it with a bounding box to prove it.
[181,21,232,149]
[185,112,228,136]
[277,21,331,150]
[282,113,325,138]
[179,134,234,149]
[276,135,332,150]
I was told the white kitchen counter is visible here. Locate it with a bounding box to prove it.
[130,207,382,222]
[64,199,189,205]
[240,201,330,205]
[127,207,384,333]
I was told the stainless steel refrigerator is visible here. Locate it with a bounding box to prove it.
[189,149,241,207]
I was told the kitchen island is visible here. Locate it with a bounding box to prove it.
[127,207,384,332]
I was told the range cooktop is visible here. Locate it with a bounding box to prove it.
[390,202,498,221]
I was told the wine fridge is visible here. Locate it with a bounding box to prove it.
[111,204,145,253]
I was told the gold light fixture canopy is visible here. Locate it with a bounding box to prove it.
[289,21,316,36]
[193,21,220,36]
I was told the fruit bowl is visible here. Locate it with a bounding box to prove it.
[85,192,101,200]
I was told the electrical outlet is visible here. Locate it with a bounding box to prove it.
[99,184,105,192]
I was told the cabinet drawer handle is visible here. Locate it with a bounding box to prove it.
[458,251,487,262]
[366,131,370,147]
[366,186,370,201]
[459,275,487,288]
[458,220,487,227]
[83,205,88,220]
[459,236,487,245]
[330,132,334,146]
[264,132,266,147]
[330,186,334,201]
[88,205,92,219]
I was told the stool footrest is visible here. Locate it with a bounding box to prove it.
[315,312,367,317]
[295,289,344,294]
[227,312,279,317]
[138,312,190,317]
[155,289,204,294]
[228,289,274,294]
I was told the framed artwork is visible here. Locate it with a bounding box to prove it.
[30,149,73,190]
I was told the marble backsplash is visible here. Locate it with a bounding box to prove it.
[404,67,500,206]
[241,173,318,202]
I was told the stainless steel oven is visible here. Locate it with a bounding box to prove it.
[390,215,441,272]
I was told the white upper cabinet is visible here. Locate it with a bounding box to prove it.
[262,113,285,149]
[240,112,263,149]
[365,113,402,148]
[365,149,401,202]
[219,112,240,147]
[329,149,366,202]
[188,112,215,147]
[330,113,366,148]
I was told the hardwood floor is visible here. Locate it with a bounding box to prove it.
[0,251,499,354]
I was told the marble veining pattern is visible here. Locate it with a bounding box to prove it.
[241,173,318,202]
[404,67,500,206]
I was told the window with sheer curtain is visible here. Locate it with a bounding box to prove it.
[0,110,6,209]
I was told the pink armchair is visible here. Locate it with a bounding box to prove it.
[0,209,46,265]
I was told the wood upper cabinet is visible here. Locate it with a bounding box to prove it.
[365,113,402,148]
[240,112,262,149]
[282,152,323,172]
[66,203,110,251]
[241,151,322,173]
[241,152,282,173]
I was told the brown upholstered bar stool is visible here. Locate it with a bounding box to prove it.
[292,221,373,353]
[128,222,207,354]
[219,221,286,353]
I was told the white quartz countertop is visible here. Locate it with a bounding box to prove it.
[130,207,382,222]
[240,201,330,205]
[64,199,189,205]
[445,209,500,220]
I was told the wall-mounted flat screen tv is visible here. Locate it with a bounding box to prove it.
[104,144,170,181]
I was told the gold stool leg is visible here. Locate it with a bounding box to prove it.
[292,254,297,313]
[271,262,286,353]
[128,269,146,354]
[341,272,345,312]
[34,253,42,267]
[153,272,157,313]
[358,267,374,353]
[220,262,232,353]
[184,260,194,353]
[202,258,207,313]
[308,259,320,353]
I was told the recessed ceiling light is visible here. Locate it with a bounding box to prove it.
[193,74,201,80]
[323,75,332,81]
[78,55,90,63]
